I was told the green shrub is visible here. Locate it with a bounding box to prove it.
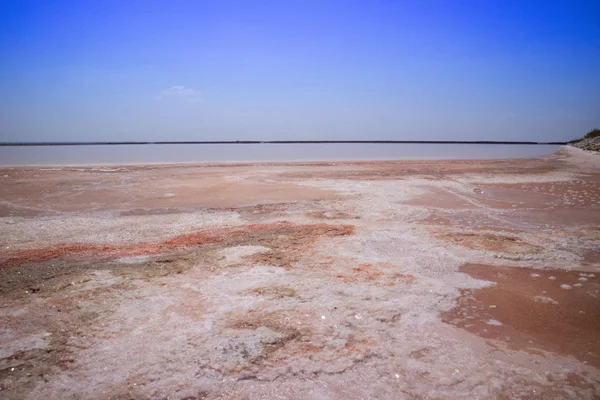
[584,129,600,139]
[570,129,600,143]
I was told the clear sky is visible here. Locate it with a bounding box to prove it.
[1,0,599,142]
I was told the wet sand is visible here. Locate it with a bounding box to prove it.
[1,147,599,399]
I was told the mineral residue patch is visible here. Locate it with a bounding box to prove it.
[0,222,354,270]
[443,263,600,367]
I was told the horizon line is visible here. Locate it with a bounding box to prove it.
[0,140,567,146]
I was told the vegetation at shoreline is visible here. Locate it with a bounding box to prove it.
[569,129,600,152]
[569,128,600,143]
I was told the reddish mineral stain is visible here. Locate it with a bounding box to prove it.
[0,222,354,269]
[443,263,600,367]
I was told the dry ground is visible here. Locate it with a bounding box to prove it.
[1,147,600,399]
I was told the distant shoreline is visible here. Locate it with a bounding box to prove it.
[0,140,567,147]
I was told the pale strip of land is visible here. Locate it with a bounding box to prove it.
[0,147,599,399]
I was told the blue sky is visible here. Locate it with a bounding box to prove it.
[1,0,599,142]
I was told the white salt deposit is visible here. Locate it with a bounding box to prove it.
[218,245,271,265]
[0,211,241,248]
[534,296,559,305]
[5,148,600,399]
[116,255,152,264]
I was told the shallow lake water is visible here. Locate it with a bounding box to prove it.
[0,143,561,166]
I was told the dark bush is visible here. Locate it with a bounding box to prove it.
[584,128,600,139]
[569,129,600,143]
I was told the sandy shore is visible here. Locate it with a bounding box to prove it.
[1,147,599,399]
